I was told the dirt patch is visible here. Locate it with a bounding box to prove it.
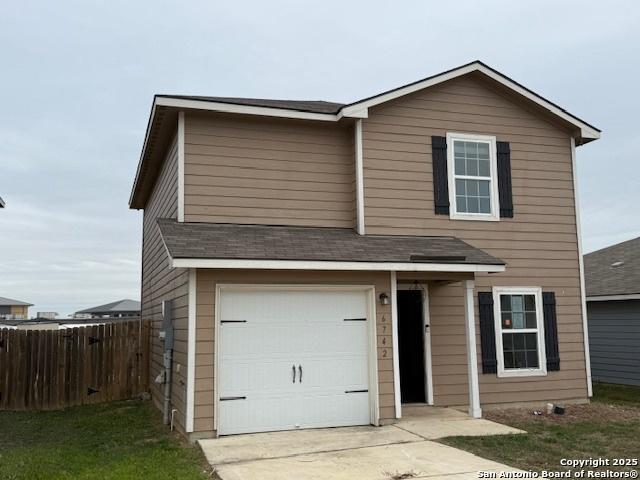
[485,401,640,426]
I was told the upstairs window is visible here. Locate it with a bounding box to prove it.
[446,133,499,221]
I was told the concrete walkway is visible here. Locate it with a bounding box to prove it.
[199,407,524,480]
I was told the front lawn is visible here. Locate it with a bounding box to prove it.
[440,383,640,472]
[0,400,211,480]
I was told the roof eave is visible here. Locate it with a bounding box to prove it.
[129,98,159,209]
[169,257,506,273]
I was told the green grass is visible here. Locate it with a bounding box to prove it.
[440,383,640,472]
[593,382,640,407]
[0,400,211,480]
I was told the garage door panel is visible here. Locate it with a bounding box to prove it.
[219,358,298,395]
[217,288,372,435]
[218,394,301,435]
[221,323,295,358]
[298,323,368,355]
[300,392,370,429]
[220,290,367,324]
[298,357,368,390]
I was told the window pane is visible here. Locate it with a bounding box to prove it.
[478,159,490,177]
[479,198,491,214]
[455,157,465,175]
[513,312,525,329]
[467,142,478,157]
[513,333,525,350]
[504,351,515,369]
[455,179,466,195]
[467,197,480,213]
[526,351,539,368]
[515,351,527,368]
[454,141,465,156]
[524,295,536,311]
[502,333,513,350]
[500,295,511,311]
[478,142,490,158]
[478,180,490,196]
[525,333,537,350]
[466,158,479,176]
[511,295,524,312]
[525,312,537,328]
[456,196,467,212]
[467,180,479,196]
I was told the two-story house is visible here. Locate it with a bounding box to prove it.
[129,61,600,441]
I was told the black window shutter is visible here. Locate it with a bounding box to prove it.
[496,141,513,218]
[431,136,449,215]
[478,292,497,374]
[543,292,560,371]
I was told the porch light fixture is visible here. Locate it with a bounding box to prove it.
[379,293,390,305]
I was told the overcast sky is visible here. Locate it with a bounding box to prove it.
[1,1,639,317]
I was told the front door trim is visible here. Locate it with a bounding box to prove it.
[212,284,379,435]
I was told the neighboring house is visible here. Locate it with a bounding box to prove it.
[37,311,59,320]
[0,296,32,320]
[74,299,141,318]
[129,60,600,440]
[584,237,640,386]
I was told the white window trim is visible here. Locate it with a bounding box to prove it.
[446,132,500,221]
[492,286,547,378]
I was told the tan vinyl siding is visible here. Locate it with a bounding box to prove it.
[363,75,588,407]
[183,112,356,227]
[141,133,189,433]
[193,270,392,436]
[9,305,29,318]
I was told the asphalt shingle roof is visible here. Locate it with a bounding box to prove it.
[76,299,141,314]
[156,95,344,114]
[0,296,32,306]
[157,219,504,266]
[584,236,640,297]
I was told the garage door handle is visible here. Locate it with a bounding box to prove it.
[298,365,302,383]
[292,365,296,383]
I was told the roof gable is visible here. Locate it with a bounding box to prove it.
[339,61,600,143]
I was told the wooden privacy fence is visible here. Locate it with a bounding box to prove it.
[0,319,150,410]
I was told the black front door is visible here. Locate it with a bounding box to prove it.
[398,289,426,403]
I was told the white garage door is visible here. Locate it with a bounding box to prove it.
[217,288,371,436]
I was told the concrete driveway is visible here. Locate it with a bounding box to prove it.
[199,408,524,480]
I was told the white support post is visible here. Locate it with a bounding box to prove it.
[177,111,185,222]
[355,119,365,235]
[390,271,401,419]
[186,268,196,432]
[571,137,593,397]
[463,279,482,418]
